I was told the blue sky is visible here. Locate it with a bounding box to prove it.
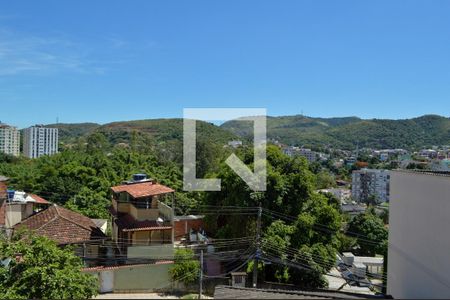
[1,1,450,128]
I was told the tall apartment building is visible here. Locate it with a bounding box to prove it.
[0,123,20,157]
[351,169,390,203]
[388,170,450,298]
[23,125,59,159]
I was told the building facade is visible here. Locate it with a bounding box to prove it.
[283,146,317,163]
[351,169,390,203]
[0,123,20,157]
[388,170,450,298]
[110,174,175,261]
[23,125,59,159]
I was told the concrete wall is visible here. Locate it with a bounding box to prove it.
[388,171,450,299]
[113,263,172,292]
[127,244,174,259]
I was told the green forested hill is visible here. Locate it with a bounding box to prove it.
[46,115,450,150]
[221,114,450,150]
[44,123,101,143]
[48,119,236,146]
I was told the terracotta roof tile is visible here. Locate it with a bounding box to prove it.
[111,182,174,198]
[14,205,106,244]
[28,194,51,205]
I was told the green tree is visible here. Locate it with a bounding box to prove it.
[347,210,388,256]
[169,248,200,286]
[0,232,98,299]
[315,171,336,189]
[65,187,110,218]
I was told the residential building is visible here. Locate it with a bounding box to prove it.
[318,188,351,203]
[173,214,205,241]
[14,204,107,266]
[430,159,450,172]
[14,204,105,245]
[283,146,317,163]
[3,190,51,229]
[110,174,175,260]
[418,149,438,160]
[0,123,20,157]
[388,170,450,298]
[340,204,366,217]
[0,178,52,234]
[341,252,384,279]
[227,140,243,148]
[351,169,390,203]
[23,125,59,158]
[345,157,357,167]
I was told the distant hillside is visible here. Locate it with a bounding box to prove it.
[95,118,237,145]
[48,119,237,147]
[221,115,450,150]
[47,115,450,151]
[44,123,100,143]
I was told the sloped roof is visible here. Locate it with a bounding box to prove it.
[14,205,106,244]
[28,194,51,204]
[111,182,174,198]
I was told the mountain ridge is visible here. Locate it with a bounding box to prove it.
[43,114,450,150]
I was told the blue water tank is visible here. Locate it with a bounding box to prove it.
[133,174,147,182]
[7,190,15,201]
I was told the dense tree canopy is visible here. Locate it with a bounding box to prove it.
[347,209,388,256]
[0,232,98,299]
[169,248,200,286]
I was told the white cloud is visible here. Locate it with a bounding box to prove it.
[0,29,123,76]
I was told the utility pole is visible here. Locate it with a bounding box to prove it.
[253,203,262,288]
[199,249,203,299]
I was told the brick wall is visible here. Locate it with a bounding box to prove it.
[174,218,204,240]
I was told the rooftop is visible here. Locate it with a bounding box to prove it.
[111,181,174,198]
[213,285,386,299]
[14,205,106,244]
[392,169,450,178]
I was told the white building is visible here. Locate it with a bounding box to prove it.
[351,169,390,203]
[0,123,20,157]
[227,140,243,148]
[388,170,450,299]
[318,188,351,202]
[23,125,59,158]
[283,146,317,163]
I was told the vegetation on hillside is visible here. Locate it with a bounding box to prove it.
[221,114,450,150]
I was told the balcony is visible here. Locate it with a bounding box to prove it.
[112,198,173,222]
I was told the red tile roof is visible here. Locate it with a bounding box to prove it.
[115,214,172,232]
[111,182,174,199]
[14,205,106,244]
[28,194,51,204]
